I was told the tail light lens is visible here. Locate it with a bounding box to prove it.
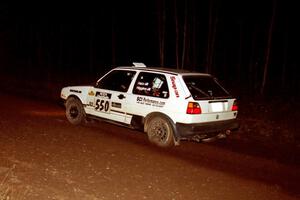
[231,100,238,111]
[186,102,202,114]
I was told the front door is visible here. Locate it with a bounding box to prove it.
[86,69,136,124]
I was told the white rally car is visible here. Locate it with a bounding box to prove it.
[60,63,239,147]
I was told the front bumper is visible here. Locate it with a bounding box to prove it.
[176,119,239,139]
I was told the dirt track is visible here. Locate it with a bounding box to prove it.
[0,92,299,199]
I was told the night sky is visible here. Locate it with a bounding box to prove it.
[0,0,299,97]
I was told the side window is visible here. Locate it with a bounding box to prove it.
[133,72,169,98]
[96,70,136,92]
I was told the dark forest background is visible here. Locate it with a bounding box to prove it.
[0,0,299,99]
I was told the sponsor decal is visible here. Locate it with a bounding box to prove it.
[95,92,112,99]
[136,86,151,92]
[135,81,151,93]
[170,76,179,98]
[152,77,163,89]
[137,81,150,86]
[88,91,95,96]
[70,89,82,93]
[111,102,122,108]
[136,97,165,107]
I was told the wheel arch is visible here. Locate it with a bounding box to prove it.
[66,95,83,105]
[144,112,180,143]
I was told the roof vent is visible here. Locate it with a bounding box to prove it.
[132,62,146,67]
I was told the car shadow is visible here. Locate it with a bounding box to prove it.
[88,121,300,198]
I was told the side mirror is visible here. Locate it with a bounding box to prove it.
[95,81,100,88]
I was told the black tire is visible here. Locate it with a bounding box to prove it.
[146,115,175,147]
[65,97,86,125]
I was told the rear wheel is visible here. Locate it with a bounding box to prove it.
[65,97,86,125]
[146,115,175,147]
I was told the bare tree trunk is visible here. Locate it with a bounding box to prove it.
[28,23,33,73]
[181,0,188,69]
[89,16,94,74]
[281,20,289,89]
[209,15,217,74]
[15,22,19,73]
[111,10,116,67]
[237,20,243,84]
[261,0,277,95]
[248,28,258,93]
[36,30,44,74]
[191,0,197,71]
[206,0,217,73]
[58,23,64,74]
[174,0,180,69]
[157,0,166,67]
[206,0,213,73]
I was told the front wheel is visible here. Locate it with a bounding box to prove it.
[65,97,86,125]
[146,115,175,147]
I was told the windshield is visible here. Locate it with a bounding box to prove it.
[183,75,231,100]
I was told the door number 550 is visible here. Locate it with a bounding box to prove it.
[95,99,110,112]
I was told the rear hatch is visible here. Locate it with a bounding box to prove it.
[183,75,237,122]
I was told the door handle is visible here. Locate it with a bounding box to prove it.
[118,94,126,99]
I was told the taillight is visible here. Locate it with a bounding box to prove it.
[231,100,238,111]
[186,102,202,114]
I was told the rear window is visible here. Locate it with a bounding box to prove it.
[183,75,231,100]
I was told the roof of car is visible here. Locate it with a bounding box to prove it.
[115,66,211,76]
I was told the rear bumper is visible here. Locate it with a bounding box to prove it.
[176,119,239,139]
